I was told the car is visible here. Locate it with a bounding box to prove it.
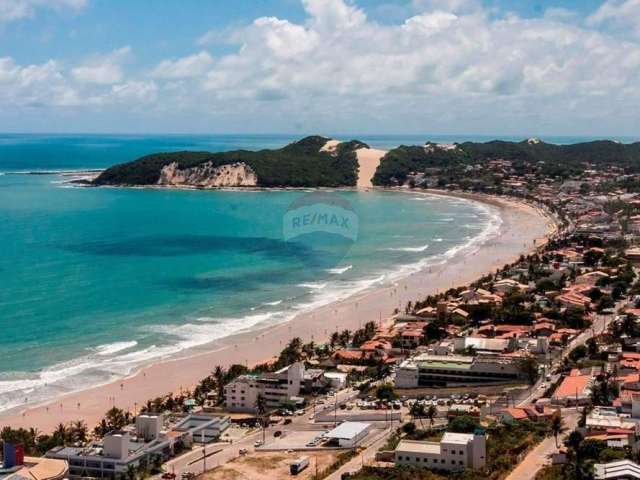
[254,440,264,447]
[239,448,248,455]
[295,410,305,416]
[284,418,292,425]
[181,473,195,480]
[161,473,176,479]
[274,430,283,437]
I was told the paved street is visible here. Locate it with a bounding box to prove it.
[506,409,578,480]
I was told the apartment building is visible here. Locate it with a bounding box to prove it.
[224,362,305,412]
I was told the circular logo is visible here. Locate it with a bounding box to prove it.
[283,191,359,270]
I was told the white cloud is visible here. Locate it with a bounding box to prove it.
[109,80,158,103]
[152,51,214,79]
[0,0,87,23]
[0,57,81,107]
[71,46,130,85]
[588,0,640,36]
[3,0,640,135]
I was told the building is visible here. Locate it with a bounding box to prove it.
[551,369,594,406]
[45,413,228,478]
[224,362,305,412]
[395,430,486,472]
[395,353,523,388]
[46,431,173,479]
[594,459,640,479]
[453,337,517,355]
[324,422,371,448]
[323,371,348,390]
[173,414,230,444]
[1,457,68,480]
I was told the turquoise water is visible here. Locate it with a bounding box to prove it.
[0,134,509,412]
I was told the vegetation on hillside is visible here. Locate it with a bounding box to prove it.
[373,139,640,186]
[93,136,368,188]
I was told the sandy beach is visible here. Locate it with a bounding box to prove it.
[0,191,556,433]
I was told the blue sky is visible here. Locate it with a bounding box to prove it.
[0,0,639,135]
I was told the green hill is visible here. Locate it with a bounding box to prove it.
[93,136,368,188]
[373,139,640,186]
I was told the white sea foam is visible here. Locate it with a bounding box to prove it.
[263,299,283,306]
[386,244,429,252]
[0,195,504,415]
[326,265,353,274]
[298,282,327,290]
[94,341,138,356]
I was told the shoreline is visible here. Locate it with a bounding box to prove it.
[0,190,556,432]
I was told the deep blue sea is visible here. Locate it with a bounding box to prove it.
[0,133,629,413]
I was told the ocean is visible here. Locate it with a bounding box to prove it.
[0,132,618,414]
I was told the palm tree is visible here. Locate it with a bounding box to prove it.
[71,420,88,443]
[330,331,340,350]
[426,405,437,428]
[551,415,564,448]
[256,394,268,444]
[213,366,225,404]
[409,402,426,429]
[53,423,68,445]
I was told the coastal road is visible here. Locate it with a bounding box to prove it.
[159,388,358,479]
[505,409,578,480]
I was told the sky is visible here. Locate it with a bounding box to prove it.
[0,0,639,136]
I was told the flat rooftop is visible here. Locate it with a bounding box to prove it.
[325,422,370,440]
[396,440,441,455]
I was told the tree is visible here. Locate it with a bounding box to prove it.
[517,356,539,385]
[551,415,564,448]
[375,384,397,402]
[330,331,340,349]
[426,405,437,428]
[409,402,426,428]
[448,415,480,434]
[402,422,416,435]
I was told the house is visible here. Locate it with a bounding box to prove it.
[395,430,486,472]
[551,369,594,406]
[493,279,527,294]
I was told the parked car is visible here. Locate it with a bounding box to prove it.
[254,440,264,447]
[239,448,248,455]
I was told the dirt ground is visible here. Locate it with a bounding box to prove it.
[202,451,339,480]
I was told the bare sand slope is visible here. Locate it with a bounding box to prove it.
[356,147,386,188]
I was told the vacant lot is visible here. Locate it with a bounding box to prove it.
[202,451,339,480]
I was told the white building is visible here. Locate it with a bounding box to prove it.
[323,372,348,390]
[594,459,640,479]
[224,362,305,412]
[395,353,523,388]
[324,422,371,448]
[395,431,486,472]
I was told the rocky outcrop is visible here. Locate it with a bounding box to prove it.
[158,161,258,188]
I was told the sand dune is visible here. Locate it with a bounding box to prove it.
[356,147,386,188]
